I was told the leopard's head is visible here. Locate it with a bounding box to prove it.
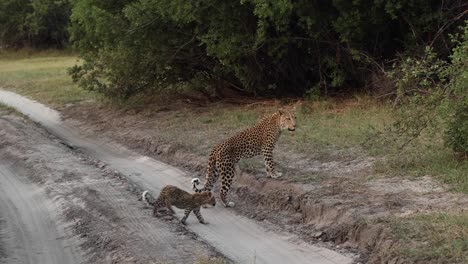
[201,191,216,207]
[278,110,297,131]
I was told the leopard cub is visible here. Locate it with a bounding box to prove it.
[143,185,215,225]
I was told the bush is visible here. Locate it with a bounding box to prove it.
[0,0,71,48]
[445,22,468,154]
[446,102,468,155]
[371,22,468,155]
[68,0,466,99]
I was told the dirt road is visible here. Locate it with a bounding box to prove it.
[0,89,354,264]
[0,162,82,264]
[0,107,223,263]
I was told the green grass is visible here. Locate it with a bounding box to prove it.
[0,102,25,116]
[390,213,468,263]
[0,102,8,110]
[293,97,393,151]
[194,257,227,264]
[0,50,96,107]
[150,97,393,156]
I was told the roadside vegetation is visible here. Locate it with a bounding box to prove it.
[0,102,24,116]
[0,51,94,106]
[389,212,468,263]
[1,53,466,193]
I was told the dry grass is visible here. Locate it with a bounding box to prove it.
[390,212,468,263]
[194,256,228,264]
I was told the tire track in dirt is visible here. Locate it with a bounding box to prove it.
[0,89,355,264]
[72,175,216,262]
[0,162,83,264]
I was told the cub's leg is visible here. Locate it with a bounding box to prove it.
[193,208,207,224]
[219,161,235,207]
[180,208,192,225]
[165,199,175,215]
[152,196,165,217]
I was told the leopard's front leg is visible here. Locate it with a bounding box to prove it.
[262,146,281,178]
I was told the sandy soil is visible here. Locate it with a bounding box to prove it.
[0,113,223,263]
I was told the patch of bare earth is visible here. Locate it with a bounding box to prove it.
[62,103,468,263]
[0,111,226,263]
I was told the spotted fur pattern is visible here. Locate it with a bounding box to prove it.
[151,185,215,225]
[193,110,296,207]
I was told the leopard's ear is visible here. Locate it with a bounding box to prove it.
[278,109,284,115]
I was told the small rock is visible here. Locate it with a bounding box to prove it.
[312,231,323,238]
[162,215,174,221]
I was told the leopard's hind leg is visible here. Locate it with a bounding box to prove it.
[193,152,219,193]
[219,160,235,207]
[197,156,220,208]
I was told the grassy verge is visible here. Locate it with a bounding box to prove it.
[194,257,227,264]
[0,102,8,110]
[0,50,95,107]
[389,212,468,263]
[0,51,465,190]
[141,98,394,156]
[0,102,24,116]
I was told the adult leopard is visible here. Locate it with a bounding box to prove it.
[192,110,297,207]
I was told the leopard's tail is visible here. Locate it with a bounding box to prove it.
[139,190,155,206]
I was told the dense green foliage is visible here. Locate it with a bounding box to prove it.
[1,0,466,154]
[0,0,71,48]
[447,102,468,154]
[68,0,466,98]
[446,23,468,154]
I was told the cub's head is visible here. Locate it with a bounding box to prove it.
[200,191,216,207]
[278,110,297,131]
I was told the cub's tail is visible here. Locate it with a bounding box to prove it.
[191,178,202,192]
[139,190,155,206]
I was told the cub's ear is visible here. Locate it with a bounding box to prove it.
[278,109,284,115]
